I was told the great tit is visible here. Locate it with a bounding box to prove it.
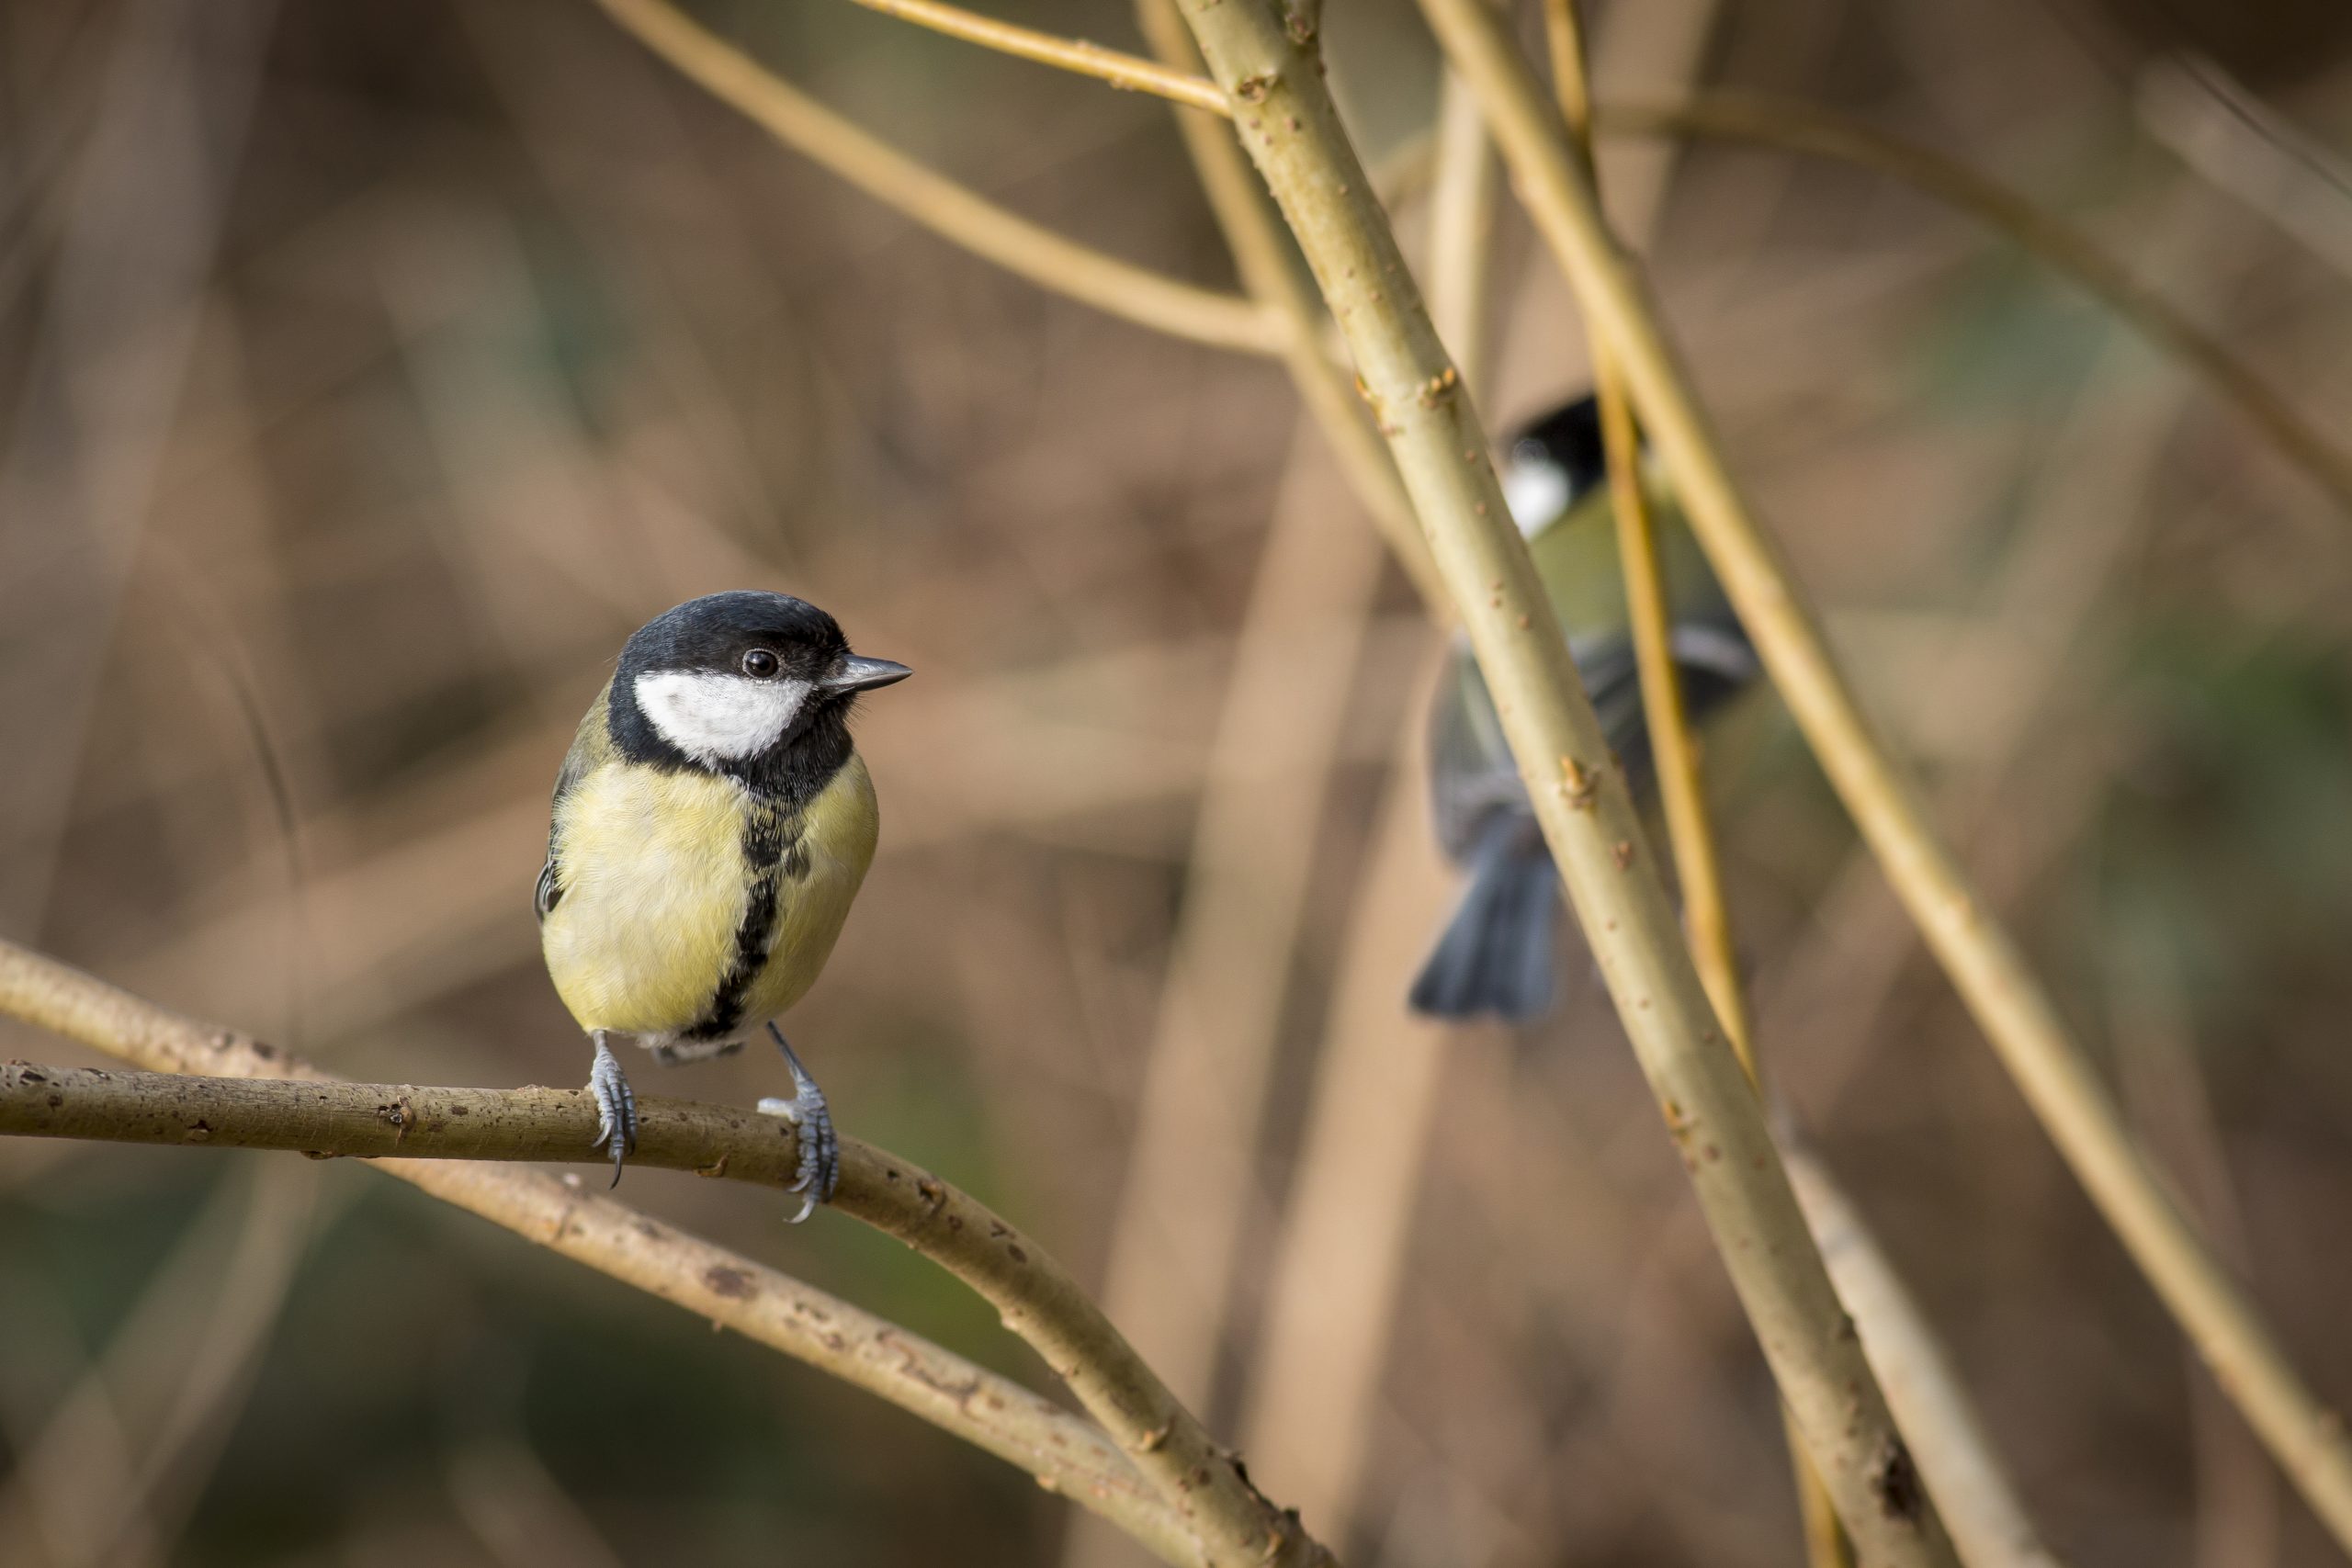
[1411,395,1760,1021]
[536,591,910,1213]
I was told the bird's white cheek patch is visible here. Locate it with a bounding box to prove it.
[1502,458,1570,537]
[634,670,810,763]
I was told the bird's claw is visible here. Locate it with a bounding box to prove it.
[588,1034,638,1188]
[759,1024,838,1223]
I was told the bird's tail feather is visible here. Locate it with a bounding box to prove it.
[1409,815,1560,1021]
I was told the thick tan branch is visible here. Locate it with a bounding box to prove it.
[1170,4,1956,1562]
[1417,0,2352,1551]
[0,1014,1179,1560]
[0,1062,794,1176]
[0,940,1322,1568]
[590,0,1285,357]
[844,0,1227,117]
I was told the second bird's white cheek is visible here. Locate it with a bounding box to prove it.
[1501,458,1570,537]
[634,670,811,763]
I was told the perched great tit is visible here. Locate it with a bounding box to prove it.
[536,591,910,1214]
[1411,395,1760,1021]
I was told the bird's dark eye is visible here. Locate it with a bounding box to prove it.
[741,649,780,679]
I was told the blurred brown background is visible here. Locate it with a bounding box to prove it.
[4,0,2352,1564]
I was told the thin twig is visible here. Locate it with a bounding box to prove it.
[1426,57,1499,397]
[1542,2,1752,1079]
[1078,367,1391,1408]
[0,1169,287,1567]
[1170,4,1959,1562]
[843,0,1227,117]
[1134,0,1449,615]
[1542,0,1592,154]
[1061,11,1434,1475]
[449,1435,630,1568]
[2106,924,2282,1568]
[1416,0,2352,1549]
[589,0,1286,357]
[1236,705,1459,1539]
[1545,4,1846,1560]
[1783,1145,2073,1568]
[2136,53,2352,283]
[0,941,1224,1568]
[1760,280,2211,1119]
[1594,91,2352,526]
[1386,85,2352,527]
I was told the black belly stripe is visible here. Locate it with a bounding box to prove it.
[686,804,807,1041]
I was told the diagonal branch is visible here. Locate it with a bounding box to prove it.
[589,0,1285,357]
[1373,88,2352,524]
[1595,92,2352,526]
[1416,0,2352,1551]
[843,0,1227,117]
[1168,2,1958,1562]
[0,939,1328,1568]
[1059,11,1442,1471]
[1134,0,1448,612]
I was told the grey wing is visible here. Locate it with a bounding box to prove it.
[1577,621,1757,793]
[1427,637,1531,864]
[1573,638,1645,765]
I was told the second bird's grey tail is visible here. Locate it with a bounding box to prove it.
[1409,812,1560,1021]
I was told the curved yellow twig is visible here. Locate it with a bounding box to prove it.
[594,0,1286,357]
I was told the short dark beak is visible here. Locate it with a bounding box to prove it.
[823,654,912,694]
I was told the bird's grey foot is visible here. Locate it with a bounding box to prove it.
[756,1023,837,1223]
[587,1032,638,1188]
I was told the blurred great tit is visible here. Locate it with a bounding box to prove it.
[536,591,910,1213]
[1411,395,1759,1021]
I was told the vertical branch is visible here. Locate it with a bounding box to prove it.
[1076,445,1387,1406]
[1415,0,2352,1551]
[1059,22,1434,1549]
[1426,63,1499,396]
[1169,3,1959,1562]
[2106,940,2282,1568]
[1544,3,1842,1562]
[1236,713,1459,1540]
[1208,31,1493,1548]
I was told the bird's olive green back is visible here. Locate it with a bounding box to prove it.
[1523,474,1729,650]
[1426,467,1738,860]
[554,680,617,808]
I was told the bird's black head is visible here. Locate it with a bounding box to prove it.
[606,591,910,795]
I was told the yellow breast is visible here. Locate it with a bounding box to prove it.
[538,756,879,1042]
